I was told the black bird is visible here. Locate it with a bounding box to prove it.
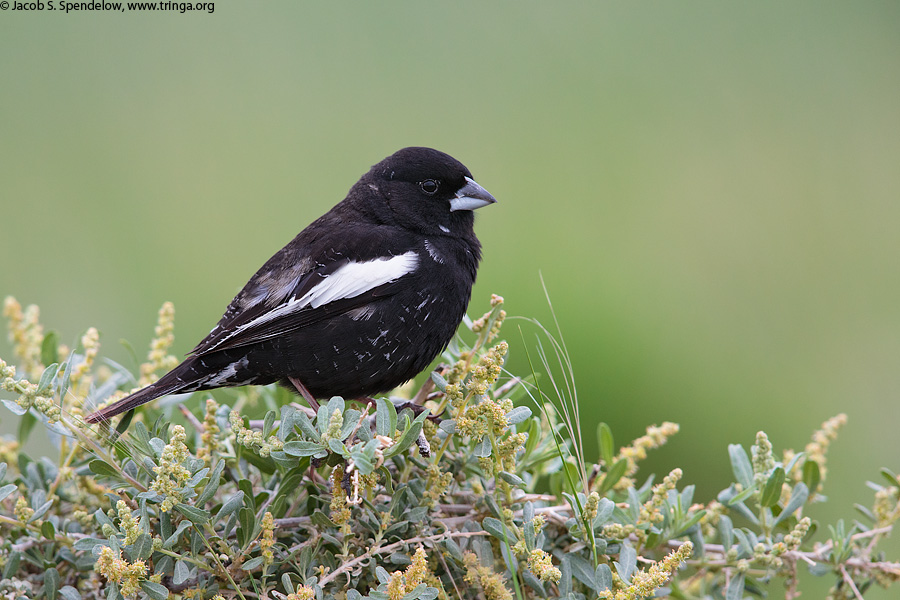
[85,147,495,424]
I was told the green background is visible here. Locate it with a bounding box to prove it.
[2,2,899,596]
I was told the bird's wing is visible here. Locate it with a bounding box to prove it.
[189,233,420,356]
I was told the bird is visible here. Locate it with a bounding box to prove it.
[85,147,496,424]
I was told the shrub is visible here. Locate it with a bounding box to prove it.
[1,294,899,599]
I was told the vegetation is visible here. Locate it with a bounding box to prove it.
[1,294,899,600]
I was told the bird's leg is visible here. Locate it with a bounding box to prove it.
[289,377,320,412]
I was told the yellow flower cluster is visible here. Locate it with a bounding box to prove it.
[463,551,513,600]
[752,431,775,488]
[584,491,601,522]
[803,413,847,484]
[640,468,682,524]
[259,511,276,568]
[422,463,453,508]
[14,495,34,523]
[0,358,60,423]
[116,500,142,545]
[872,485,900,530]
[69,327,100,401]
[609,422,680,490]
[229,410,284,458]
[471,294,507,344]
[387,548,430,600]
[3,296,44,380]
[285,587,316,600]
[196,398,221,464]
[329,464,351,533]
[138,302,179,387]
[783,516,811,551]
[600,542,693,600]
[95,546,147,596]
[150,425,191,512]
[320,408,343,445]
[527,549,561,583]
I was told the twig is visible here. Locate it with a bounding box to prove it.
[318,530,488,586]
[179,404,204,432]
[840,565,865,600]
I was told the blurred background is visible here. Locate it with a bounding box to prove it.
[2,2,899,596]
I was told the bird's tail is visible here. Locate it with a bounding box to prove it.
[84,362,196,424]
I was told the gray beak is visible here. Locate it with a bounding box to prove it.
[450,176,497,212]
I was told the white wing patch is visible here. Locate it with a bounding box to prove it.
[230,252,419,339]
[300,252,419,308]
[203,357,250,387]
[424,240,444,264]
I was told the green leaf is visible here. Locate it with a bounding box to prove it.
[173,560,191,585]
[595,563,613,592]
[295,412,321,441]
[238,507,256,549]
[774,483,809,525]
[383,419,424,459]
[283,440,327,457]
[593,497,615,528]
[263,410,277,438]
[130,533,153,560]
[430,371,448,392]
[725,572,745,600]
[89,460,120,478]
[880,468,899,489]
[802,460,821,495]
[242,556,265,571]
[74,538,107,551]
[18,410,38,445]
[41,331,59,366]
[761,467,785,507]
[674,510,707,537]
[473,436,492,458]
[506,406,532,425]
[598,458,628,494]
[719,515,734,551]
[568,554,598,592]
[196,459,225,505]
[597,422,615,466]
[499,471,525,487]
[728,444,754,489]
[328,439,348,456]
[339,408,361,440]
[217,491,244,519]
[36,362,59,395]
[400,583,428,600]
[42,519,56,540]
[2,552,20,579]
[140,581,169,600]
[0,484,17,502]
[58,586,82,600]
[727,485,758,506]
[175,503,210,524]
[483,517,516,542]
[44,567,60,600]
[376,397,398,438]
[29,498,54,522]
[615,543,637,584]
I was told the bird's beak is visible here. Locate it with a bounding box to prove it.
[450,176,497,212]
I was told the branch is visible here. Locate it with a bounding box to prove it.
[318,530,488,586]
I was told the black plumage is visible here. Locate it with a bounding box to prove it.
[85,147,495,424]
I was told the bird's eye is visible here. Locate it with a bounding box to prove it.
[419,179,439,195]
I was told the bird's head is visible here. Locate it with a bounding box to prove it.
[357,147,496,237]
